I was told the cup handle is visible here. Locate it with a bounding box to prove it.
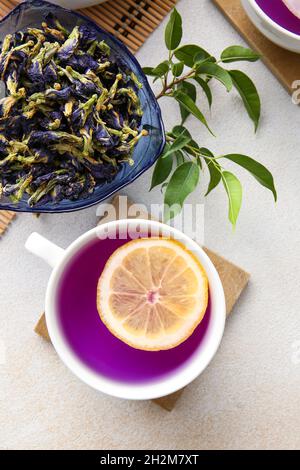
[25,232,65,269]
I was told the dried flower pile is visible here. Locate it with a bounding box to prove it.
[0,14,146,206]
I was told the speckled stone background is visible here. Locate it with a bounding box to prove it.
[1,0,300,450]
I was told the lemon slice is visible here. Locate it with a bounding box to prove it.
[97,238,208,351]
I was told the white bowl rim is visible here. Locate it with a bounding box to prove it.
[246,0,300,41]
[45,218,226,400]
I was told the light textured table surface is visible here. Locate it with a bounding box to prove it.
[1,0,300,450]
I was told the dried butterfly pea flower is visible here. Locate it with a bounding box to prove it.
[29,130,83,147]
[27,28,46,48]
[0,40,34,80]
[27,60,44,83]
[80,127,94,158]
[62,65,98,92]
[130,72,143,89]
[0,134,8,154]
[40,117,61,131]
[45,86,73,101]
[44,13,68,37]
[0,74,26,118]
[98,40,110,57]
[44,62,58,83]
[93,125,118,149]
[0,35,13,57]
[57,26,80,61]
[85,69,104,89]
[65,53,99,72]
[0,15,145,206]
[105,110,124,130]
[32,169,69,187]
[78,24,98,45]
[41,23,65,43]
[3,174,33,201]
[30,147,56,164]
[28,177,60,205]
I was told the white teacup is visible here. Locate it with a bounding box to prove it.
[242,0,300,53]
[25,219,226,400]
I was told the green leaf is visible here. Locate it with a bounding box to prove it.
[175,150,185,165]
[165,8,182,50]
[174,44,209,67]
[206,162,221,195]
[164,162,200,221]
[173,90,214,135]
[200,147,214,157]
[150,148,173,190]
[142,61,169,79]
[201,148,222,196]
[172,61,184,77]
[222,153,277,201]
[152,61,170,82]
[177,81,197,123]
[221,46,260,63]
[193,51,212,65]
[229,70,261,131]
[193,76,212,108]
[221,171,242,228]
[170,127,202,166]
[183,140,199,155]
[180,140,202,169]
[161,182,168,193]
[163,132,191,159]
[171,125,191,139]
[153,61,169,76]
[196,63,232,92]
[142,67,156,76]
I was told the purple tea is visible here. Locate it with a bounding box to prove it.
[56,234,211,384]
[256,0,300,34]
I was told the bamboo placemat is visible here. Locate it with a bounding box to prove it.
[0,0,177,236]
[0,210,16,236]
[35,194,250,411]
[0,0,177,54]
[213,0,300,94]
[82,0,177,53]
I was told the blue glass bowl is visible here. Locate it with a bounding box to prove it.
[0,0,165,213]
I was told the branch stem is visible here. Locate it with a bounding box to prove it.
[155,69,196,99]
[166,135,221,167]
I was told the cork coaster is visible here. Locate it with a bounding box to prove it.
[35,195,250,411]
[213,0,300,94]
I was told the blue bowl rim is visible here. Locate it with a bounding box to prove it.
[0,0,166,213]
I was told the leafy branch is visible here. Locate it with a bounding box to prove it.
[144,8,276,228]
